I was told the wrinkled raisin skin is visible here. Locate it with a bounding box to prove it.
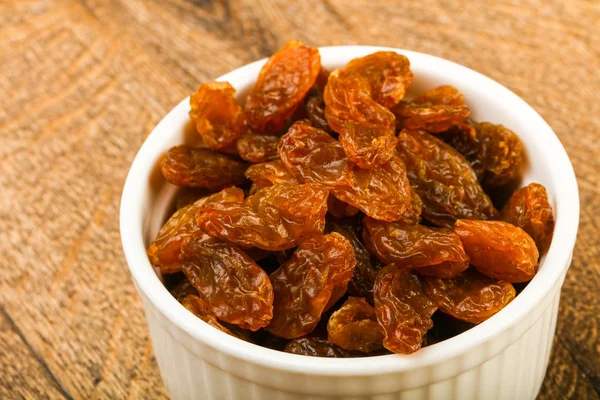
[392,101,470,133]
[284,337,356,358]
[197,183,328,251]
[266,233,356,339]
[237,134,280,163]
[161,145,248,189]
[438,123,485,179]
[180,294,252,342]
[413,85,465,106]
[396,129,496,227]
[305,96,333,133]
[181,236,274,331]
[327,297,384,353]
[327,218,379,301]
[279,121,421,223]
[500,183,554,255]
[424,269,516,324]
[324,69,398,168]
[344,51,413,109]
[374,265,437,354]
[473,122,524,188]
[147,188,244,273]
[245,41,321,134]
[189,81,245,150]
[363,217,468,278]
[245,160,299,189]
[454,219,539,283]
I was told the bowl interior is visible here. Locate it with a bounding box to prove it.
[121,46,579,375]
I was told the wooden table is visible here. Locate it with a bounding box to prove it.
[1,1,598,398]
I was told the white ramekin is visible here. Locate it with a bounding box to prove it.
[120,46,579,400]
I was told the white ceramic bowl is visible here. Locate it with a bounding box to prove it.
[120,46,579,400]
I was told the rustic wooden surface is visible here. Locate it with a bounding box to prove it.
[1,0,598,398]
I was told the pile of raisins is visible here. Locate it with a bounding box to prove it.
[148,41,555,357]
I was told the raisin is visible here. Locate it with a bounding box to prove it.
[500,183,554,254]
[305,96,333,133]
[454,219,539,282]
[279,120,354,187]
[327,195,360,219]
[160,145,249,189]
[438,123,485,179]
[170,279,198,302]
[266,233,356,339]
[197,183,328,251]
[284,337,356,358]
[396,129,496,227]
[147,188,244,273]
[362,217,469,278]
[236,133,280,163]
[279,121,421,222]
[180,236,274,331]
[174,187,213,210]
[324,69,397,168]
[344,51,413,109]
[180,294,252,341]
[374,265,437,354]
[391,101,470,133]
[327,297,384,353]
[413,85,465,106]
[424,268,516,324]
[473,122,524,188]
[327,218,378,301]
[244,160,299,189]
[189,81,245,150]
[245,41,321,134]
[313,67,331,94]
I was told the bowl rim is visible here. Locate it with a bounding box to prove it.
[120,45,579,376]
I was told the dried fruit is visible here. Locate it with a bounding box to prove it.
[161,145,249,189]
[500,183,554,254]
[413,85,465,106]
[344,51,413,108]
[180,294,252,341]
[396,129,496,227]
[328,218,378,301]
[279,121,354,187]
[197,183,328,251]
[374,265,437,354]
[170,279,198,301]
[236,133,281,163]
[391,101,470,133]
[305,96,332,133]
[362,217,469,278]
[473,122,523,188]
[189,81,245,150]
[181,236,274,330]
[284,337,356,357]
[438,123,485,179]
[147,188,244,273]
[245,41,321,134]
[424,269,516,324]
[327,297,384,353]
[454,219,539,282]
[266,233,356,339]
[324,69,397,168]
[244,160,299,189]
[279,121,421,222]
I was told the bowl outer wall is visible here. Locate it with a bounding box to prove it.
[119,46,579,378]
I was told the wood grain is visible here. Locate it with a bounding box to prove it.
[0,0,598,398]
